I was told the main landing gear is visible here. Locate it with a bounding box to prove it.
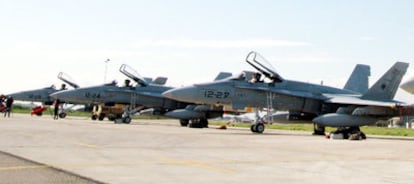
[178,119,208,128]
[312,123,325,136]
[328,126,366,140]
[188,119,209,128]
[250,109,265,134]
[250,123,265,134]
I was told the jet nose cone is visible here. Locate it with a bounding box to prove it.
[162,86,198,103]
[49,92,58,99]
[162,89,175,99]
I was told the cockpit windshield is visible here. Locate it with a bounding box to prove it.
[47,85,56,89]
[228,71,257,82]
[104,80,118,86]
[229,73,246,81]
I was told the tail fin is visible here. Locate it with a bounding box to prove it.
[362,62,409,100]
[343,64,370,94]
[152,77,168,85]
[214,72,232,81]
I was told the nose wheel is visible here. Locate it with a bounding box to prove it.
[251,123,265,133]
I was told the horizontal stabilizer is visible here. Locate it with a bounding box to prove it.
[324,94,403,107]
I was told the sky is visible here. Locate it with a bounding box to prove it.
[1,0,414,102]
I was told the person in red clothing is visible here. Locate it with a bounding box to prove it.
[4,96,14,118]
[53,99,60,120]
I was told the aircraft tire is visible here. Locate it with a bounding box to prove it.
[179,119,189,127]
[312,123,325,136]
[200,119,208,128]
[123,117,132,124]
[59,112,67,119]
[107,114,116,121]
[250,124,257,133]
[98,115,105,121]
[189,120,203,128]
[91,115,97,120]
[255,123,265,134]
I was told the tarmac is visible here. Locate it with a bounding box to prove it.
[1,113,414,184]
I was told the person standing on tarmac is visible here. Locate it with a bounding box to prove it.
[53,99,60,120]
[53,83,67,120]
[4,96,14,118]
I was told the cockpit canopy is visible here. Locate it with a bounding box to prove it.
[246,51,283,83]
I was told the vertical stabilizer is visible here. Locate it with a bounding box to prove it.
[343,64,370,94]
[362,62,409,100]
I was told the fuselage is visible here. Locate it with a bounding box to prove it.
[8,86,57,105]
[163,76,359,115]
[51,82,190,111]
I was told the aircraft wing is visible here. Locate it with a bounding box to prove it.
[235,85,403,107]
[234,85,327,100]
[323,94,404,107]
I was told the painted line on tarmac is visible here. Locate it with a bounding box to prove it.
[158,157,238,174]
[74,142,100,149]
[0,165,50,171]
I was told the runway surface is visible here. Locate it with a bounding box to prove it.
[1,113,414,184]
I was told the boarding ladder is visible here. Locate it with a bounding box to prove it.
[266,91,274,124]
[129,91,137,113]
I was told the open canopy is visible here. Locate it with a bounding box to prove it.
[58,72,80,89]
[119,64,149,86]
[246,51,283,83]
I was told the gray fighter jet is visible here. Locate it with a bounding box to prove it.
[50,64,227,125]
[163,51,409,139]
[7,72,79,117]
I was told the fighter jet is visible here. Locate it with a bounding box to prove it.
[163,51,409,139]
[7,72,79,117]
[50,64,227,125]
